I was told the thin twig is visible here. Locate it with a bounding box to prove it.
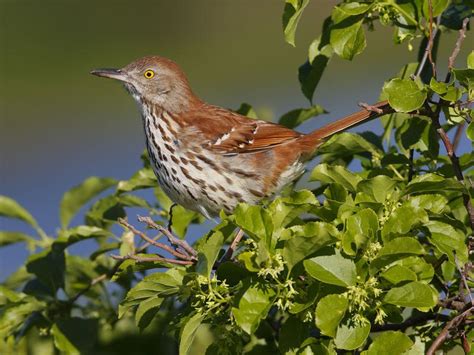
[111,253,193,265]
[452,121,466,154]
[68,273,108,304]
[416,14,441,78]
[426,306,474,355]
[118,217,191,261]
[427,0,437,78]
[138,215,198,258]
[372,313,449,332]
[454,254,474,306]
[358,102,383,114]
[448,18,469,72]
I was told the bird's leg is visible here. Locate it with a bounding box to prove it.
[220,228,245,262]
[167,203,177,232]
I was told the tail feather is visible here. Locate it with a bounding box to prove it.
[308,100,392,141]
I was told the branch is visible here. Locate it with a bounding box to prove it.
[448,18,469,72]
[455,254,474,306]
[68,273,108,304]
[426,0,437,78]
[137,215,198,258]
[416,3,440,79]
[426,306,474,355]
[118,217,192,261]
[358,102,383,114]
[452,121,466,154]
[372,312,449,332]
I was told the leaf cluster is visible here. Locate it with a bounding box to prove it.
[1,1,474,354]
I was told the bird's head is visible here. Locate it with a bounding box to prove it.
[91,55,200,113]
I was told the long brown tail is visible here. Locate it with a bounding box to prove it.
[308,100,392,141]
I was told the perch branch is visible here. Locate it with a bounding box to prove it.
[118,217,191,261]
[137,215,198,258]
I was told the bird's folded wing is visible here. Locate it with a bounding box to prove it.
[181,104,301,155]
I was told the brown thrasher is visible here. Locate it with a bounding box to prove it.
[91,56,391,219]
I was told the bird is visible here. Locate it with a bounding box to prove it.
[91,56,390,219]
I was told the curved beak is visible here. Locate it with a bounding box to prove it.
[90,68,128,82]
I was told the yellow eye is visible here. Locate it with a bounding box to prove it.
[144,69,155,79]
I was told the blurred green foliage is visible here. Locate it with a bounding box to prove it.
[1,1,474,354]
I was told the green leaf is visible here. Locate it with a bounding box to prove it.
[0,195,38,228]
[468,50,474,69]
[357,176,398,203]
[235,103,259,118]
[51,318,98,354]
[179,312,206,355]
[289,282,319,314]
[299,29,334,102]
[0,287,25,304]
[383,78,427,113]
[282,222,338,271]
[269,189,318,232]
[317,132,383,164]
[60,177,117,228]
[342,208,379,255]
[334,322,370,350]
[232,282,276,334]
[467,122,474,142]
[363,331,413,355]
[279,105,326,129]
[330,21,366,61]
[384,281,437,308]
[116,167,156,193]
[429,78,462,102]
[330,3,370,60]
[310,164,362,192]
[304,250,357,287]
[372,237,425,271]
[396,116,439,156]
[196,228,226,278]
[279,317,309,354]
[26,248,65,292]
[0,297,45,338]
[135,297,164,330]
[378,237,425,257]
[381,265,417,285]
[315,294,348,337]
[282,0,310,46]
[0,231,35,248]
[426,220,468,263]
[429,78,448,95]
[54,225,110,250]
[407,194,448,214]
[170,205,202,239]
[234,204,274,250]
[382,204,428,241]
[119,268,184,317]
[423,0,450,17]
[154,186,174,211]
[453,69,474,100]
[396,256,434,282]
[85,195,125,228]
[403,173,466,196]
